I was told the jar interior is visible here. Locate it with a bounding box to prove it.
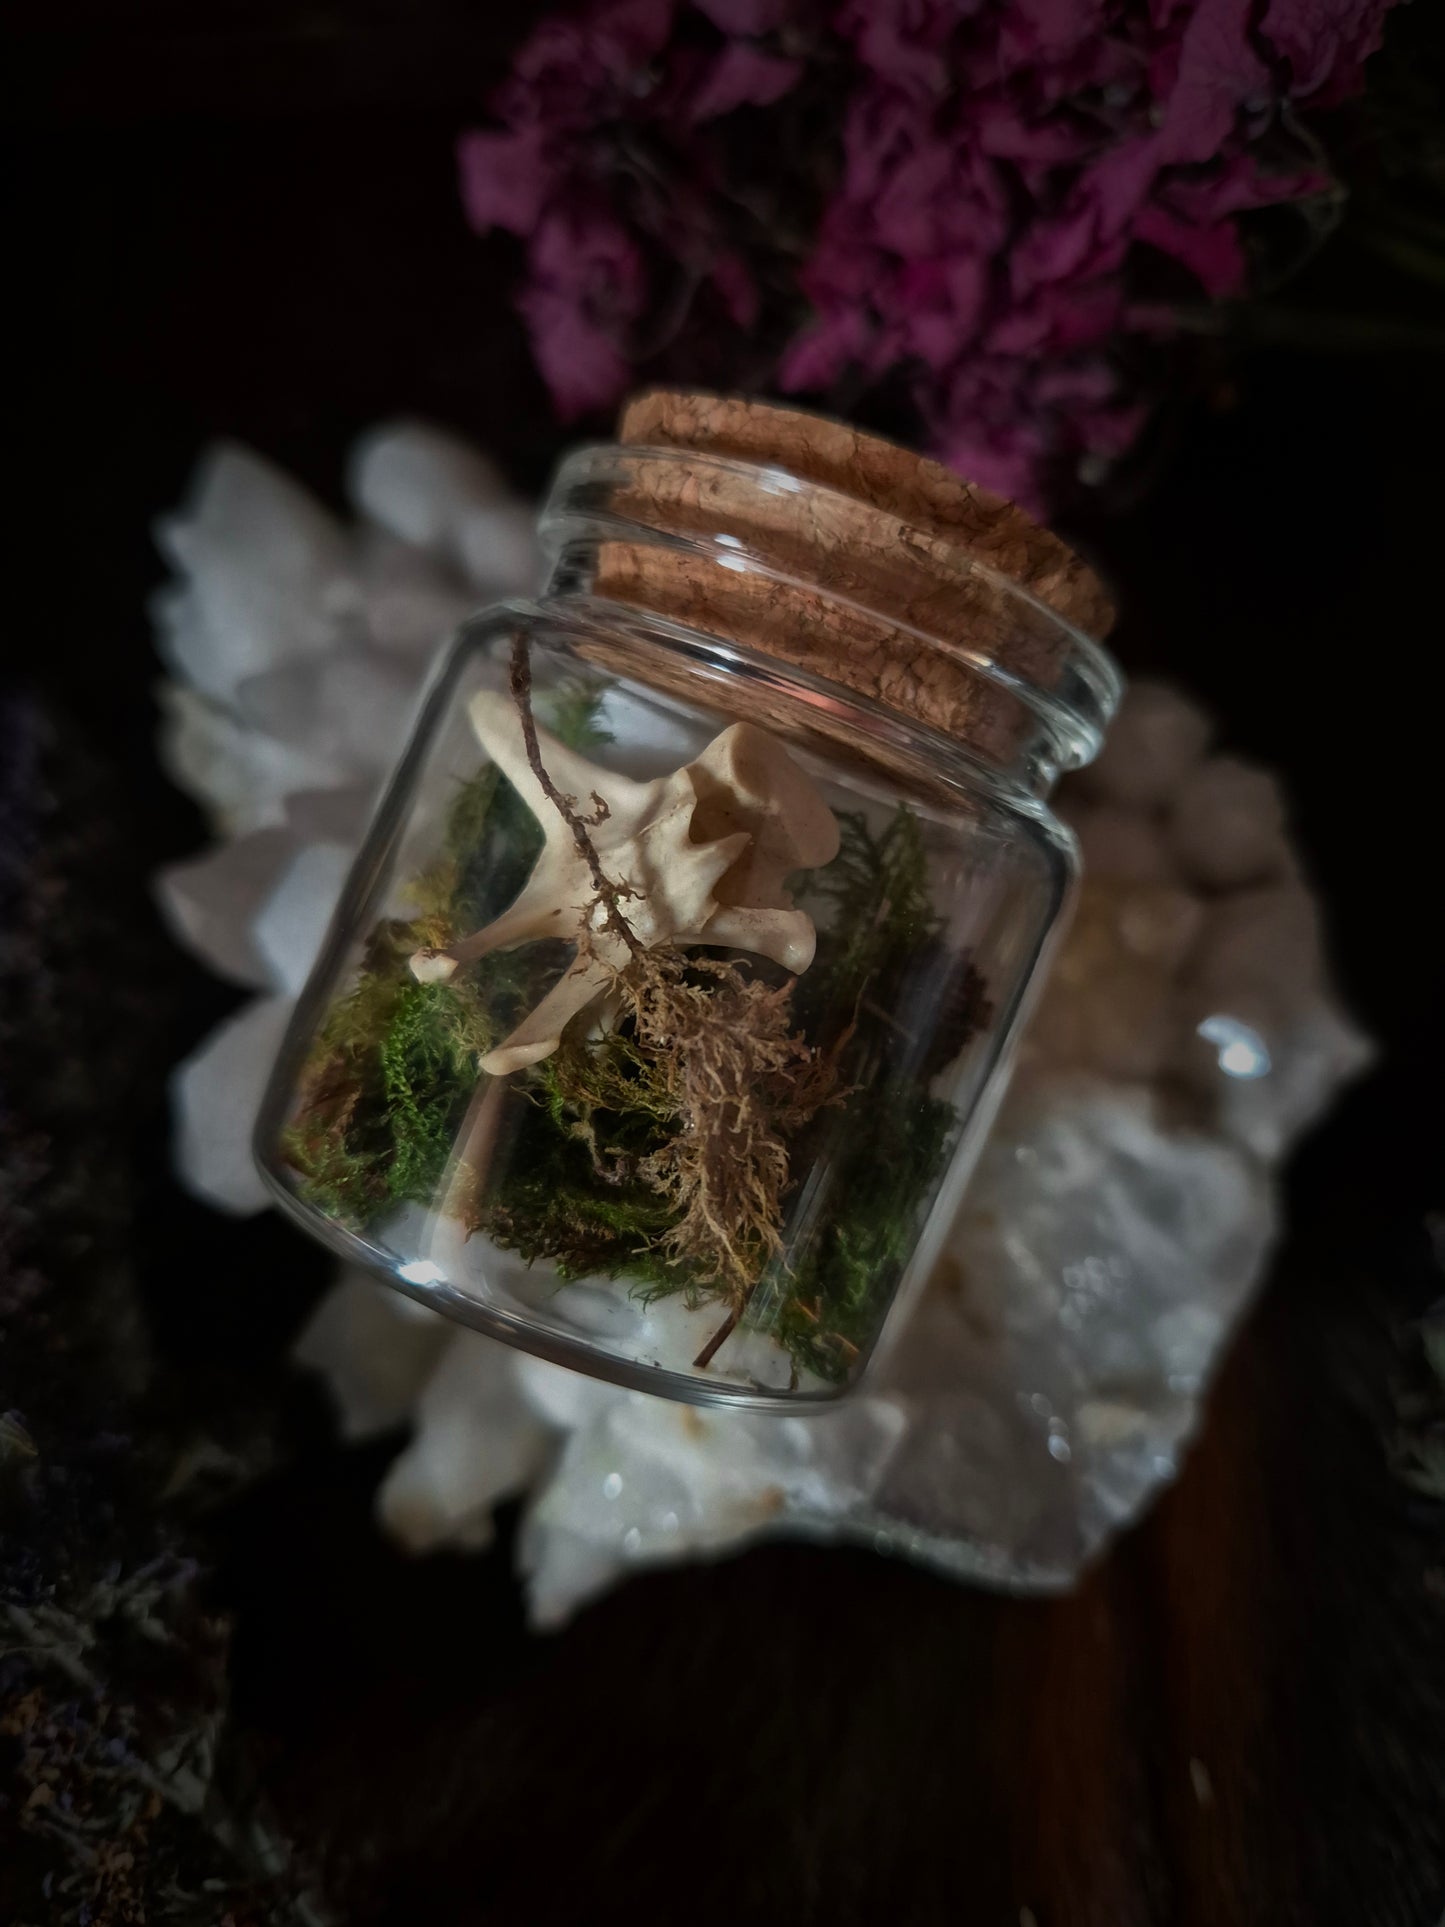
[258,616,1070,1406]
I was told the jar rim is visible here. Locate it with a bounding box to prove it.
[540,442,1123,783]
[515,590,1088,813]
[616,388,1116,638]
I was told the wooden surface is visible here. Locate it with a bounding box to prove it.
[6,11,1445,1923]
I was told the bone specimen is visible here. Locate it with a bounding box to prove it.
[410,689,839,1075]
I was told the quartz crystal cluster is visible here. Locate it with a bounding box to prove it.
[155,424,1372,1624]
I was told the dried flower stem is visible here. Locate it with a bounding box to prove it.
[507,633,846,1359]
[693,1302,743,1371]
[509,633,642,960]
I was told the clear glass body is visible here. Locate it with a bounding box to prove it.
[256,448,1119,1408]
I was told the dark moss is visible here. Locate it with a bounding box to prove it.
[280,685,604,1226]
[769,1083,957,1382]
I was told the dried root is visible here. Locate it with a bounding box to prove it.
[508,632,845,1316]
[624,949,841,1297]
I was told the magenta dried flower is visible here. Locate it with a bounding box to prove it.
[687,41,804,118]
[1262,0,1395,108]
[460,0,1398,505]
[460,0,834,414]
[517,207,649,418]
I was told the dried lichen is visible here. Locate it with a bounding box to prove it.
[477,638,845,1336]
[631,957,841,1292]
[484,951,843,1306]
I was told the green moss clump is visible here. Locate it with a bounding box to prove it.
[279,681,604,1226]
[795,805,942,1031]
[481,1020,690,1286]
[480,953,841,1304]
[281,917,541,1226]
[483,1086,689,1291]
[769,1084,957,1381]
[378,979,497,1199]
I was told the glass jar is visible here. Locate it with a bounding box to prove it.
[255,393,1121,1408]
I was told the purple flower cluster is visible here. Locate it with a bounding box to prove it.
[460,0,1395,506]
[459,0,822,417]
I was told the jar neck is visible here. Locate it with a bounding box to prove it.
[536,444,1122,804]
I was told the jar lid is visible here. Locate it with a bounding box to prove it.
[618,389,1115,638]
[578,389,1116,774]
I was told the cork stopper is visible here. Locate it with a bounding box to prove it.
[575,389,1115,774]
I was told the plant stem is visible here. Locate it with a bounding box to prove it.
[508,633,643,959]
[694,1301,743,1370]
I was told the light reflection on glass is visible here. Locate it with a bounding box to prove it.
[1197,1013,1271,1080]
[398,1258,446,1285]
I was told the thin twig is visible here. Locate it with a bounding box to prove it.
[508,633,642,959]
[694,1300,744,1371]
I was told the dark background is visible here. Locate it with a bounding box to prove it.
[5,6,1445,1923]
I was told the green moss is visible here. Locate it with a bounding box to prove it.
[482,1022,691,1287]
[281,937,542,1225]
[481,1025,689,1279]
[796,805,942,1030]
[478,955,837,1303]
[544,679,615,754]
[483,1090,688,1290]
[280,679,605,1226]
[768,1085,957,1382]
[378,980,496,1199]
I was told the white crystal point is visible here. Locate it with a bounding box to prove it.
[1185,883,1324,1018]
[154,442,349,703]
[512,1351,625,1430]
[352,529,476,658]
[154,826,297,989]
[253,841,353,996]
[517,1384,905,1625]
[454,502,540,596]
[862,1072,1278,1571]
[349,421,539,593]
[428,690,834,1075]
[1059,800,1177,887]
[1024,879,1205,1082]
[237,648,419,783]
[350,420,508,540]
[1080,679,1213,809]
[172,994,295,1215]
[1173,880,1371,1159]
[294,1272,450,1441]
[1210,994,1373,1162]
[157,682,349,836]
[1168,755,1294,888]
[376,1332,552,1554]
[282,784,374,847]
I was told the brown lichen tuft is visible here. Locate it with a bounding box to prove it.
[623,949,842,1298]
[506,630,846,1351]
[534,942,845,1308]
